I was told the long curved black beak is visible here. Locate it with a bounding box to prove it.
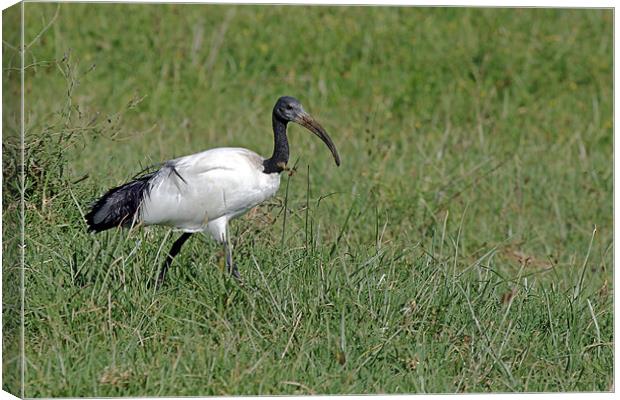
[295,112,341,166]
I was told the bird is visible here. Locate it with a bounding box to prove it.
[85,96,340,286]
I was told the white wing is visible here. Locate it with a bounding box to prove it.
[140,148,280,232]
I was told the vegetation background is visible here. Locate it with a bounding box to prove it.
[2,3,613,396]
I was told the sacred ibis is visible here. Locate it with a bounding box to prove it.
[85,96,340,286]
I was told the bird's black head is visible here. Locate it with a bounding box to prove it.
[272,96,341,166]
[273,96,304,122]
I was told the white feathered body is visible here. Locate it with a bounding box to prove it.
[140,147,281,240]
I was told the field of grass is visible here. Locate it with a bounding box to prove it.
[2,3,613,396]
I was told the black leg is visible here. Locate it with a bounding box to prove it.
[156,232,193,287]
[224,241,241,280]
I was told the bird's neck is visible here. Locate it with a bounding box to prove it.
[263,116,289,174]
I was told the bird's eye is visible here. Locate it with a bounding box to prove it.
[286,104,293,110]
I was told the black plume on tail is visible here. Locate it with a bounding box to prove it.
[85,172,155,233]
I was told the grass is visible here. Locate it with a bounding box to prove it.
[2,3,613,395]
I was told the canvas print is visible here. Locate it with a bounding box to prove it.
[2,2,613,397]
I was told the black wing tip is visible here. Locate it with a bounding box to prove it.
[85,221,105,233]
[84,171,155,234]
[84,207,107,233]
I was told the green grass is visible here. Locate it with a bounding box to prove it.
[2,4,613,395]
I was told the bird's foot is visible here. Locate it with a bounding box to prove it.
[226,262,243,284]
[148,275,164,290]
[148,269,168,289]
